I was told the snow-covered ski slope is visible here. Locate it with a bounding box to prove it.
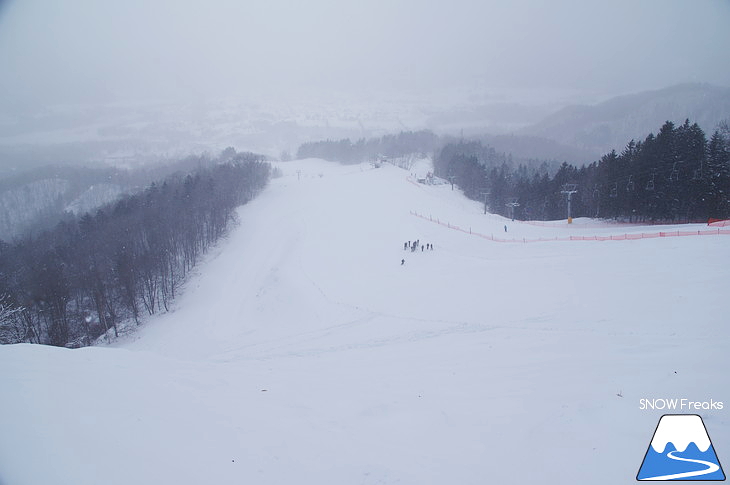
[1,158,728,485]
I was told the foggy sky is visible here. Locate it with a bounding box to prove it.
[1,0,729,110]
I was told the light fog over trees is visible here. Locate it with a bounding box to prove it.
[435,120,730,222]
[0,154,259,241]
[296,131,441,164]
[296,119,730,224]
[0,155,270,346]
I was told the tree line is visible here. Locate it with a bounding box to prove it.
[434,120,730,222]
[296,130,442,163]
[0,152,267,241]
[0,157,270,347]
[296,129,564,175]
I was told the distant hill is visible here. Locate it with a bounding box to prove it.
[475,133,600,167]
[0,150,260,241]
[521,83,730,155]
[0,166,136,241]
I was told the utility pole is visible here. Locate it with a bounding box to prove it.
[560,184,578,223]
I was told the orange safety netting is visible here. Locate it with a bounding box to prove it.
[410,212,730,244]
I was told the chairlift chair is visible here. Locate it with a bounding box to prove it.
[646,173,655,191]
[669,162,679,182]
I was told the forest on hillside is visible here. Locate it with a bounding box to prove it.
[0,151,265,241]
[296,130,442,164]
[297,120,730,223]
[435,120,730,222]
[0,157,270,347]
[296,130,562,175]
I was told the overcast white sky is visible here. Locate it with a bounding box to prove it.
[0,0,729,110]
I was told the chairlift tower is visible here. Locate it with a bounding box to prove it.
[505,198,520,221]
[448,175,456,191]
[561,184,578,223]
[480,190,490,214]
[693,157,703,180]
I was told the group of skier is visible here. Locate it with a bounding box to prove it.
[403,239,433,252]
[401,239,434,265]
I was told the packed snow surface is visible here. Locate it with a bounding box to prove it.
[1,159,728,484]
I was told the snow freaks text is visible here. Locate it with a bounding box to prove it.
[639,399,724,411]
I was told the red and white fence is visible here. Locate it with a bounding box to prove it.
[410,211,730,243]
